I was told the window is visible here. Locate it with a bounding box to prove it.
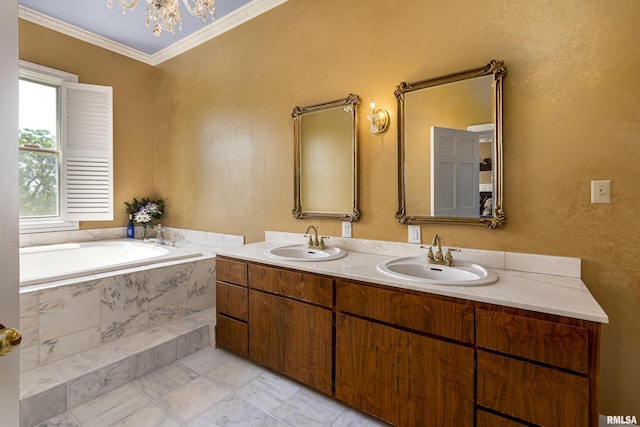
[18,61,113,233]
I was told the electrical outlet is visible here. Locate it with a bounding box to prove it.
[408,225,421,243]
[342,221,352,238]
[591,180,611,204]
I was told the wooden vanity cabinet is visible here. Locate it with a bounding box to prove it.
[476,307,600,427]
[215,257,249,358]
[215,256,602,427]
[335,279,476,426]
[247,263,333,395]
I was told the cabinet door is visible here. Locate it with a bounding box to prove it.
[249,290,332,395]
[335,313,474,426]
[216,314,248,358]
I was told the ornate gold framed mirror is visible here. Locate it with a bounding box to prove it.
[394,60,506,228]
[292,94,360,221]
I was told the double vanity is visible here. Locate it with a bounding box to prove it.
[215,234,607,427]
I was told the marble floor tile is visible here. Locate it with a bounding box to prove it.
[235,370,301,414]
[20,363,66,399]
[256,416,291,427]
[133,361,200,400]
[67,358,131,408]
[157,376,231,423]
[131,339,177,379]
[31,347,393,427]
[176,326,209,359]
[20,383,68,427]
[185,394,268,427]
[163,315,210,336]
[272,387,348,427]
[70,384,153,427]
[205,353,263,390]
[55,342,129,380]
[178,346,235,375]
[113,325,178,356]
[332,408,391,426]
[34,411,79,427]
[103,403,180,427]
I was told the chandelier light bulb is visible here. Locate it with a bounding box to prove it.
[107,0,215,36]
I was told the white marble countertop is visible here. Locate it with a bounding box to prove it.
[215,240,609,324]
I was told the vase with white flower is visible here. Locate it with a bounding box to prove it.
[124,198,165,241]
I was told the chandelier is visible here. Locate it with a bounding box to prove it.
[107,0,215,36]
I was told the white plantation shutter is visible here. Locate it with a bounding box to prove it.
[61,82,113,221]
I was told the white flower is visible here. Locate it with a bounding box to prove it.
[134,210,152,224]
[146,202,161,215]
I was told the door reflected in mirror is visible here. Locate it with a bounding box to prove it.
[395,60,506,228]
[292,94,360,221]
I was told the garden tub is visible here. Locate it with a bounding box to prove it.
[20,239,203,287]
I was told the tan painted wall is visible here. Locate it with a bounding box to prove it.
[18,20,156,228]
[154,0,640,415]
[16,0,640,416]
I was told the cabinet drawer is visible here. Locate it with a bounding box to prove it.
[216,281,248,321]
[215,314,248,358]
[476,309,589,373]
[336,280,474,343]
[476,409,528,427]
[248,263,333,308]
[477,350,589,426]
[217,258,248,286]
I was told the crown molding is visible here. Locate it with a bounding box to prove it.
[18,0,289,67]
[18,6,152,64]
[150,0,288,66]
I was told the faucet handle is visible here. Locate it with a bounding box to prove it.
[444,248,461,266]
[420,245,436,261]
[305,234,313,247]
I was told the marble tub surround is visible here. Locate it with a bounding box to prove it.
[19,255,216,373]
[20,308,215,427]
[215,232,608,323]
[20,226,244,252]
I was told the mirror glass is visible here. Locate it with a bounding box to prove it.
[395,60,506,228]
[292,94,360,221]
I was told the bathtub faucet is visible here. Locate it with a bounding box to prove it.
[153,225,174,247]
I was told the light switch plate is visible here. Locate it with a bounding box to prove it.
[591,180,611,204]
[342,221,352,238]
[408,225,421,243]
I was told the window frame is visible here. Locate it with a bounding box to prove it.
[19,61,79,233]
[18,61,114,234]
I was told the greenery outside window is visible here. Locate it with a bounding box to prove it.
[19,61,114,234]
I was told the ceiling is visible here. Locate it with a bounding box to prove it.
[17,0,286,65]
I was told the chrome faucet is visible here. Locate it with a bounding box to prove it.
[423,234,460,266]
[153,224,174,247]
[155,224,165,241]
[304,225,325,250]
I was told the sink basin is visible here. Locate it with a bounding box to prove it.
[377,256,498,286]
[265,244,347,262]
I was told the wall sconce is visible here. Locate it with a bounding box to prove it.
[367,98,389,134]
